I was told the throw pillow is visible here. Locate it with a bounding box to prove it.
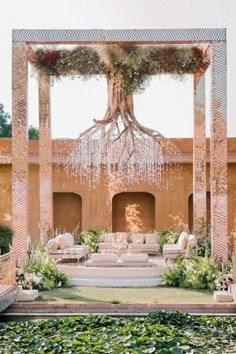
[188,234,197,248]
[64,233,74,247]
[145,234,158,244]
[177,231,189,250]
[104,233,116,243]
[56,235,68,250]
[130,233,144,244]
[47,238,59,252]
[116,232,128,243]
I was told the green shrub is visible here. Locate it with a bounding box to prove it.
[0,224,13,254]
[153,229,178,253]
[77,228,107,253]
[16,244,69,291]
[162,255,232,291]
[197,229,211,257]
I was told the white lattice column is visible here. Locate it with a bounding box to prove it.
[193,74,206,239]
[12,42,29,264]
[39,73,53,243]
[210,41,228,263]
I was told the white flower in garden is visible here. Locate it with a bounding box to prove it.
[32,274,42,284]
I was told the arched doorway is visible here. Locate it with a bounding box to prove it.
[53,193,82,235]
[112,192,155,233]
[188,192,211,233]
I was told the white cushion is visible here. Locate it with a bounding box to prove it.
[90,253,118,262]
[163,244,185,254]
[104,233,116,243]
[145,234,158,244]
[130,234,144,244]
[116,232,129,243]
[55,235,67,250]
[128,244,159,251]
[99,243,128,249]
[121,253,148,263]
[188,234,197,248]
[64,233,74,247]
[177,231,189,250]
[47,239,59,252]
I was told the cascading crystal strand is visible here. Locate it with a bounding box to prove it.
[64,114,181,188]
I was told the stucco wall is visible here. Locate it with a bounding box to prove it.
[0,139,235,248]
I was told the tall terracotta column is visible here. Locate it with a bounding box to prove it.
[193,74,206,239]
[39,73,53,243]
[210,41,228,263]
[12,42,29,264]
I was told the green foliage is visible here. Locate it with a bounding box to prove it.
[0,103,39,139]
[0,103,11,137]
[197,226,211,257]
[77,228,106,253]
[29,45,209,95]
[0,311,235,353]
[16,244,69,291]
[0,224,13,254]
[28,125,39,140]
[153,229,178,253]
[162,255,232,291]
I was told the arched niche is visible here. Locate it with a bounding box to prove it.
[112,192,155,233]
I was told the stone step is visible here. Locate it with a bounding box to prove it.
[58,265,168,278]
[69,276,162,287]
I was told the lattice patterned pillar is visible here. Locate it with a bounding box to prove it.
[12,42,29,265]
[193,74,206,239]
[210,41,228,262]
[39,73,53,243]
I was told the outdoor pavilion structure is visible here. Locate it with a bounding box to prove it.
[12,29,234,277]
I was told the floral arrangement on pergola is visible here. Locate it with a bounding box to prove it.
[28,44,210,185]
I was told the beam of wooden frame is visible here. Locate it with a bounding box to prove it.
[12,28,226,44]
[39,73,53,244]
[210,41,228,263]
[12,43,29,265]
[193,74,206,239]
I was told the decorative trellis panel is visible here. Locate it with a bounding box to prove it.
[210,41,228,263]
[193,74,206,239]
[12,43,29,265]
[11,28,228,265]
[39,73,53,243]
[12,28,226,43]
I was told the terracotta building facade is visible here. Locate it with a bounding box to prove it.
[0,138,235,249]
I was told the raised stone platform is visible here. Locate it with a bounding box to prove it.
[58,256,168,287]
[0,285,18,312]
[3,302,236,316]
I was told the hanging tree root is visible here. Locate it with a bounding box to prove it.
[75,75,179,162]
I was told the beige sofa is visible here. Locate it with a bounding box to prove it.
[85,253,154,267]
[47,233,89,262]
[163,232,197,262]
[98,232,160,255]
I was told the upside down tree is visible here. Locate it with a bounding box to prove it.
[28,44,209,185]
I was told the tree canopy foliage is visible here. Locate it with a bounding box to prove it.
[28,45,210,96]
[0,103,39,139]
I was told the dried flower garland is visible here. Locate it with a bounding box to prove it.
[28,45,209,95]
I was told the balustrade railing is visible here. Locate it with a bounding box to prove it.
[0,251,16,293]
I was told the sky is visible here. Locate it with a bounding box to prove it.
[0,0,235,138]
